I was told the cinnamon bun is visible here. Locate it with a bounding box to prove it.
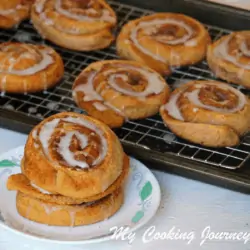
[0,42,64,94]
[73,60,170,128]
[22,112,125,199]
[0,0,33,29]
[117,13,211,75]
[16,187,124,226]
[31,0,117,51]
[160,80,250,147]
[7,155,129,204]
[207,31,250,88]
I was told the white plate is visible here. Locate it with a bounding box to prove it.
[0,146,161,245]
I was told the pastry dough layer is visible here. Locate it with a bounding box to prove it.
[8,154,129,204]
[16,188,124,226]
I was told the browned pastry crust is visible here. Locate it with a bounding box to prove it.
[117,13,211,75]
[31,0,117,51]
[0,42,64,93]
[73,60,170,128]
[0,0,33,29]
[22,112,125,199]
[16,187,124,226]
[207,31,250,88]
[160,80,250,147]
[8,154,130,205]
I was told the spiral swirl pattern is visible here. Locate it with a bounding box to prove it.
[0,42,64,93]
[160,80,250,147]
[32,115,107,169]
[73,60,170,127]
[34,0,116,27]
[117,13,211,75]
[22,112,124,198]
[0,43,53,75]
[212,32,250,70]
[31,0,117,50]
[207,31,250,88]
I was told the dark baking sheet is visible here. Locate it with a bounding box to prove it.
[0,0,250,193]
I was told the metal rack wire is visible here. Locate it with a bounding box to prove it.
[0,1,249,170]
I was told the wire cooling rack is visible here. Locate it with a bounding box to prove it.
[0,1,250,170]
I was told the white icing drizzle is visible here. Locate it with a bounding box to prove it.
[0,45,54,76]
[55,0,115,22]
[130,18,195,63]
[35,0,47,13]
[31,182,51,194]
[80,72,103,102]
[35,116,108,168]
[69,211,76,227]
[40,12,54,26]
[41,200,100,226]
[104,101,126,118]
[42,72,48,92]
[42,203,61,215]
[23,79,28,94]
[240,39,250,57]
[58,131,89,168]
[165,90,185,121]
[214,35,250,70]
[86,8,98,15]
[185,82,246,113]
[0,8,16,15]
[107,66,165,97]
[35,0,115,27]
[93,102,107,111]
[164,82,246,120]
[32,128,38,138]
[124,39,130,45]
[73,64,166,116]
[0,5,26,16]
[25,205,32,220]
[172,79,191,89]
[63,117,107,166]
[1,76,7,95]
[185,39,198,47]
[39,119,60,156]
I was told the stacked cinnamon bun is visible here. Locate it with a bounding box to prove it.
[7,112,129,226]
